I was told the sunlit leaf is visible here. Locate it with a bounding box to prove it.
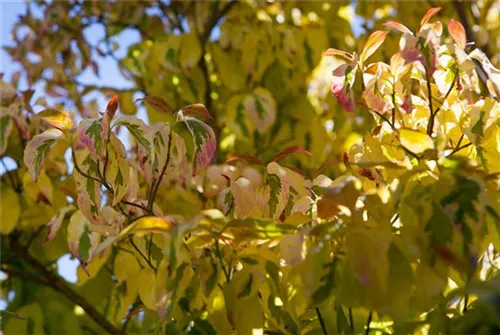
[360,30,389,64]
[448,19,466,49]
[399,128,434,154]
[384,21,413,35]
[420,7,441,28]
[117,216,173,241]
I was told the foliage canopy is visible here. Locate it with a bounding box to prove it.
[1,1,500,334]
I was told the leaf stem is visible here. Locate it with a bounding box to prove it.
[215,239,230,282]
[316,307,329,335]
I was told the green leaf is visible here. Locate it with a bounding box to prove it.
[67,210,100,263]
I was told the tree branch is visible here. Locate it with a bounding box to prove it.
[9,238,124,335]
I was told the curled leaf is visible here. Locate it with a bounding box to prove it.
[175,117,216,175]
[384,21,413,35]
[136,96,173,114]
[331,64,356,113]
[324,48,354,61]
[46,205,76,242]
[24,128,64,181]
[116,216,173,242]
[181,103,212,120]
[37,109,73,130]
[226,153,263,165]
[271,146,311,162]
[420,7,441,28]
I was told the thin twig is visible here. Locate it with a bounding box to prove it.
[215,239,230,282]
[365,311,373,335]
[120,200,148,212]
[446,142,472,158]
[147,133,172,214]
[432,69,459,118]
[128,236,156,272]
[316,307,328,335]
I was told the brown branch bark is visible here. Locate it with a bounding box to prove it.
[9,238,124,335]
[453,0,491,58]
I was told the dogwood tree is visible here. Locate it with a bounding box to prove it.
[1,1,500,334]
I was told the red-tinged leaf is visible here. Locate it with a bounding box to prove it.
[448,19,466,49]
[271,146,312,162]
[226,153,263,165]
[384,21,413,35]
[359,30,389,64]
[331,66,356,113]
[106,96,119,118]
[182,103,213,120]
[135,95,172,114]
[358,168,377,181]
[324,48,354,61]
[420,7,441,28]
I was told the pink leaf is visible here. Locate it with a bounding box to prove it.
[331,69,356,113]
[420,7,441,28]
[182,103,213,120]
[271,146,312,162]
[448,19,466,49]
[384,21,413,35]
[226,153,263,165]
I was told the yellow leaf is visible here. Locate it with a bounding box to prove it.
[360,30,388,64]
[22,169,53,205]
[117,216,173,241]
[77,248,111,285]
[37,108,73,130]
[114,250,142,283]
[399,128,434,154]
[0,186,20,234]
[138,268,157,310]
[179,33,202,72]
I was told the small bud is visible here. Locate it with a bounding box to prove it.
[106,96,119,119]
